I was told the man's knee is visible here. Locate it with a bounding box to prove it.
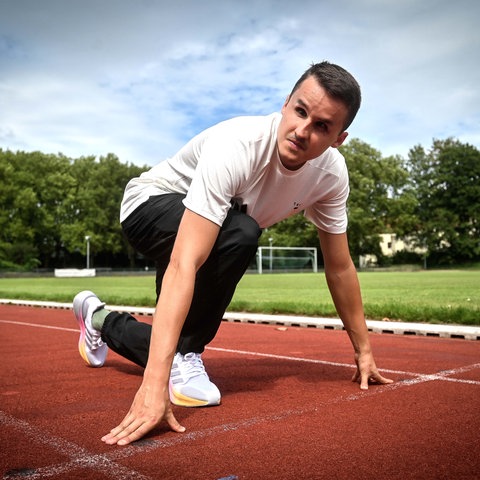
[236,213,262,245]
[217,211,261,256]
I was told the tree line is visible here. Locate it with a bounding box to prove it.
[1,137,479,271]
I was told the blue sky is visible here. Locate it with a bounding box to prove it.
[1,0,479,166]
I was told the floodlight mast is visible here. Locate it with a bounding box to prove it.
[85,236,91,269]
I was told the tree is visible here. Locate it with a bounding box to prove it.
[262,139,417,266]
[407,139,480,265]
[0,150,146,270]
[3,137,476,270]
[60,154,145,268]
[262,215,318,248]
[0,149,74,269]
[340,139,417,263]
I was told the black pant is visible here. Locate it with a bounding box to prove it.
[101,194,261,368]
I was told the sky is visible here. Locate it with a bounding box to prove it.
[1,0,479,167]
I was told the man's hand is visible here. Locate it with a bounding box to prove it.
[101,380,185,446]
[351,351,393,390]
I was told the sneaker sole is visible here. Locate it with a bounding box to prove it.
[169,382,221,407]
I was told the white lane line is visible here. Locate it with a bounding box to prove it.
[3,370,479,479]
[2,298,480,340]
[208,346,356,369]
[207,346,480,385]
[2,325,479,479]
[0,411,152,480]
[2,319,479,385]
[0,319,78,332]
[73,377,445,464]
[92,361,480,460]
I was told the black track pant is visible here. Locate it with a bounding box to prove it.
[101,194,261,368]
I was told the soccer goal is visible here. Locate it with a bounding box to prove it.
[256,246,318,274]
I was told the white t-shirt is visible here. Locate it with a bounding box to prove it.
[120,113,349,233]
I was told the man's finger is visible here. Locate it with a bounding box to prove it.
[375,373,394,385]
[104,418,151,445]
[102,424,129,441]
[360,373,369,390]
[101,416,134,443]
[359,372,394,390]
[117,423,151,446]
[102,417,144,445]
[165,410,186,433]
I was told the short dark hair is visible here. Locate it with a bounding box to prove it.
[290,61,361,131]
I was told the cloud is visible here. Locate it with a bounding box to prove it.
[0,0,479,165]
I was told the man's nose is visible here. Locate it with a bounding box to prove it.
[295,120,310,138]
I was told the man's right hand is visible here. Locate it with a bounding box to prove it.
[101,379,186,446]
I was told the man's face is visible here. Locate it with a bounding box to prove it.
[277,75,349,170]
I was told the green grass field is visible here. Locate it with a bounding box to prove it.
[0,270,478,325]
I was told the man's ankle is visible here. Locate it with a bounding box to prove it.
[92,309,110,331]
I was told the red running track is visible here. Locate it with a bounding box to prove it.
[1,304,479,480]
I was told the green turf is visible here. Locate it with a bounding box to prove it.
[0,270,478,325]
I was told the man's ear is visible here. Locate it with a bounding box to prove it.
[281,94,291,113]
[331,131,348,148]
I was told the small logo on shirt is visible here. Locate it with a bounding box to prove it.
[293,201,301,210]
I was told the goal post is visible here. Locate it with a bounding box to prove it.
[256,246,318,274]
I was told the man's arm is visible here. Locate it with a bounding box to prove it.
[102,209,221,445]
[317,229,393,389]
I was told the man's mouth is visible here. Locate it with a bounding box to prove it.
[288,137,306,151]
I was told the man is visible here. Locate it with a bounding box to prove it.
[73,61,393,446]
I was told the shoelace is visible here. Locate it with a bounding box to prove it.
[91,333,104,350]
[86,327,104,350]
[83,303,104,351]
[179,353,206,380]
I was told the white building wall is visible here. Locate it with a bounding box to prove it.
[379,233,426,257]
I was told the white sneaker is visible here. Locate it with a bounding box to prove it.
[73,290,108,367]
[169,352,221,407]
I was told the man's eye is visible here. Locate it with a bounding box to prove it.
[295,107,307,117]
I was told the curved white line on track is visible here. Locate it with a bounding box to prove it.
[2,319,479,385]
[2,315,480,478]
[207,346,480,385]
[0,319,78,332]
[0,411,152,480]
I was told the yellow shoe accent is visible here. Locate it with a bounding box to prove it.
[169,386,211,407]
[78,342,89,365]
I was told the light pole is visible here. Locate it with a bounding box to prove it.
[269,237,273,272]
[85,236,90,269]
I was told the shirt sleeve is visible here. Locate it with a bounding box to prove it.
[304,162,350,234]
[182,134,250,226]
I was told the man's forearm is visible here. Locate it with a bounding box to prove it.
[144,262,196,384]
[325,262,371,354]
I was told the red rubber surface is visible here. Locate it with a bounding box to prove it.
[1,304,479,479]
